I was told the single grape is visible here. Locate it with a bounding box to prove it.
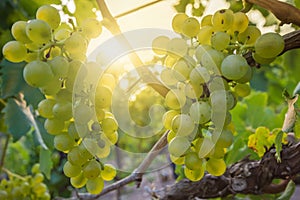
[40,78,62,96]
[36,5,60,29]
[254,32,284,58]
[172,59,192,81]
[200,15,212,27]
[211,32,230,51]
[172,13,189,33]
[48,56,69,77]
[55,28,71,41]
[99,73,116,90]
[83,160,101,179]
[195,45,212,61]
[236,66,253,84]
[2,41,27,63]
[184,166,204,181]
[74,103,93,125]
[208,76,229,92]
[228,12,249,34]
[152,36,170,55]
[189,66,210,85]
[252,52,276,65]
[212,9,234,31]
[221,54,250,80]
[37,98,56,118]
[101,117,118,134]
[166,38,188,58]
[68,146,90,166]
[80,18,102,39]
[165,89,186,110]
[212,129,234,148]
[238,26,261,45]
[185,82,203,99]
[171,114,195,136]
[182,17,200,37]
[206,158,226,176]
[101,164,117,181]
[11,21,31,43]
[31,163,41,174]
[162,110,179,129]
[52,101,72,121]
[64,32,88,55]
[189,101,211,124]
[86,177,104,194]
[201,49,224,72]
[168,136,190,157]
[23,60,54,87]
[160,68,177,86]
[54,133,75,152]
[25,19,52,43]
[95,85,113,109]
[197,26,214,45]
[44,118,65,135]
[70,172,88,188]
[185,152,203,170]
[25,52,38,62]
[234,83,251,97]
[33,173,44,183]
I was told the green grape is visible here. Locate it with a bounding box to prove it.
[185,152,203,170]
[23,61,54,87]
[152,35,170,55]
[211,32,230,51]
[95,85,113,109]
[74,103,93,125]
[171,114,195,136]
[25,52,38,62]
[167,130,176,143]
[160,68,177,86]
[2,41,27,63]
[201,49,224,72]
[70,172,88,188]
[185,82,203,99]
[238,26,261,45]
[52,101,72,120]
[165,89,186,110]
[101,117,118,134]
[212,9,234,31]
[197,26,214,45]
[164,55,177,68]
[68,146,89,166]
[182,17,200,37]
[189,66,210,85]
[55,28,71,41]
[195,44,212,61]
[44,118,65,135]
[252,52,276,64]
[80,18,102,39]
[210,90,236,111]
[40,78,62,95]
[208,76,228,92]
[37,99,56,118]
[163,110,179,129]
[254,32,284,58]
[208,145,225,158]
[105,131,118,144]
[48,56,69,77]
[189,101,211,124]
[68,122,80,141]
[221,54,250,80]
[11,21,31,43]
[172,13,188,33]
[228,12,249,34]
[206,158,226,176]
[96,107,105,122]
[184,166,204,181]
[86,177,104,194]
[33,173,44,183]
[31,163,41,174]
[64,32,88,55]
[212,129,234,148]
[166,38,188,58]
[234,83,251,97]
[25,19,52,43]
[200,14,212,27]
[99,73,116,90]
[54,133,75,152]
[33,183,47,196]
[101,164,117,181]
[83,160,101,179]
[236,66,253,84]
[36,5,60,29]
[168,136,190,157]
[172,59,192,81]
[84,137,111,159]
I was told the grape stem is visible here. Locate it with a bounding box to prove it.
[246,0,300,26]
[96,0,169,97]
[1,167,26,181]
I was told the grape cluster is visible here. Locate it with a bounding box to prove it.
[2,5,117,194]
[0,164,50,200]
[152,9,284,180]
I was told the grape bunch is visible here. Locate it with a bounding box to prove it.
[2,5,117,194]
[152,8,284,181]
[0,164,50,200]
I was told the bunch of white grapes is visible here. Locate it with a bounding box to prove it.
[2,5,118,194]
[152,8,284,181]
[0,164,50,200]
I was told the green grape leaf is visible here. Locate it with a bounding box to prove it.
[3,97,32,142]
[274,130,283,162]
[39,148,53,179]
[276,180,296,200]
[294,0,300,8]
[0,60,44,108]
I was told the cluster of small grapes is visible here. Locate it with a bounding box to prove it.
[2,5,118,194]
[152,9,284,181]
[0,164,50,200]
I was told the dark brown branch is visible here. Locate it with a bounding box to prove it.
[246,0,300,26]
[156,142,300,199]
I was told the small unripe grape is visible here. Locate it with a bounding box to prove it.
[44,118,65,135]
[165,89,186,110]
[101,117,118,134]
[189,101,211,124]
[70,172,88,188]
[171,114,195,136]
[101,164,117,181]
[38,99,56,118]
[185,152,203,170]
[229,12,249,34]
[184,166,204,181]
[211,32,230,51]
[234,83,251,97]
[52,101,72,121]
[254,32,284,58]
[48,56,69,77]
[64,32,88,54]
